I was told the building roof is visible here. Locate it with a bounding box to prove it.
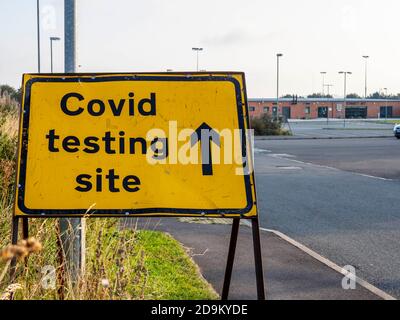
[249,98,400,103]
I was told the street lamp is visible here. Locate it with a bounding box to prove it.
[276,53,283,120]
[192,47,203,71]
[324,84,334,124]
[50,37,61,73]
[339,71,352,127]
[324,84,333,97]
[320,72,327,95]
[37,0,41,72]
[362,55,369,99]
[384,87,388,120]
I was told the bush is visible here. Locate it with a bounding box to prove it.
[250,113,291,136]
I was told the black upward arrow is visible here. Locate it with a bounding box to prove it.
[190,122,221,176]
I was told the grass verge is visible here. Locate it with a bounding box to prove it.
[373,120,400,125]
[136,230,218,300]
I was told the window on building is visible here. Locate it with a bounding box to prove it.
[305,107,311,114]
[263,107,269,112]
[249,107,255,112]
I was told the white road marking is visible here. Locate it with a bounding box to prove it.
[242,221,396,300]
[275,166,302,170]
[267,154,394,181]
[254,148,271,153]
[270,153,296,158]
[357,173,392,181]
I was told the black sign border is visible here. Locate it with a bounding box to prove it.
[16,73,255,217]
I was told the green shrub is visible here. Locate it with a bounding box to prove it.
[250,113,291,136]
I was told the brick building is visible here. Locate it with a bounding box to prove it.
[248,98,400,120]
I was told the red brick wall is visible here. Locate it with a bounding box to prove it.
[248,100,400,119]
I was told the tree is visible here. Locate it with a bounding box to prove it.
[12,87,22,102]
[346,93,361,99]
[366,91,398,99]
[368,92,382,99]
[307,93,333,98]
[0,84,17,97]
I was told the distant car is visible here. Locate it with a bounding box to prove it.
[394,124,400,139]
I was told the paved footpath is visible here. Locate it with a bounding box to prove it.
[270,119,395,139]
[122,218,381,300]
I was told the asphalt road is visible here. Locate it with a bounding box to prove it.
[253,137,400,298]
[256,137,400,179]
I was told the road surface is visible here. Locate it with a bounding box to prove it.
[254,137,400,298]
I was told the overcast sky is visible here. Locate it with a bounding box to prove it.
[1,0,400,97]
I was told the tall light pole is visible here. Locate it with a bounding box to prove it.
[320,72,327,95]
[384,87,388,120]
[324,84,333,97]
[362,55,369,99]
[324,84,334,124]
[50,37,60,73]
[62,0,84,284]
[192,47,203,71]
[276,53,283,120]
[339,71,352,127]
[37,0,41,72]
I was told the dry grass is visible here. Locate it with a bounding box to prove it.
[1,113,18,139]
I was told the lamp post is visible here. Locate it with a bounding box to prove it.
[50,37,61,73]
[324,84,333,97]
[192,47,203,71]
[37,0,41,72]
[61,0,84,285]
[320,71,327,95]
[339,71,352,127]
[276,53,283,120]
[362,56,369,99]
[384,87,388,120]
[324,84,334,124]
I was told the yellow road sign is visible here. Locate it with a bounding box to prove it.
[15,73,257,218]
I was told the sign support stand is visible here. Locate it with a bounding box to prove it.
[222,217,265,300]
[10,216,30,279]
[11,215,265,300]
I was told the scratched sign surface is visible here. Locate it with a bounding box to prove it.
[15,73,257,217]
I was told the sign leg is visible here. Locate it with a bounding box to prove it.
[22,217,29,239]
[59,218,85,284]
[55,222,66,300]
[221,218,240,300]
[251,217,265,300]
[10,216,19,280]
[21,217,29,267]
